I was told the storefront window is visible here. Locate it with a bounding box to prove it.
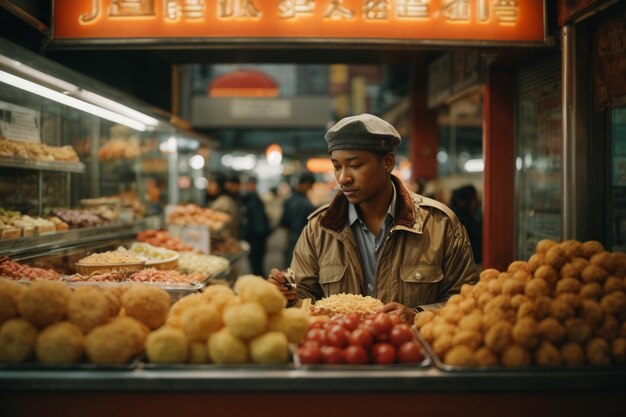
[611,107,626,252]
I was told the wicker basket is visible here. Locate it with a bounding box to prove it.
[74,261,146,276]
[145,253,179,271]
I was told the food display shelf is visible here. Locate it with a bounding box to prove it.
[0,155,85,173]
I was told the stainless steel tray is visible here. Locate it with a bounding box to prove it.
[0,357,139,371]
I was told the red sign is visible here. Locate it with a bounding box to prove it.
[53,0,545,44]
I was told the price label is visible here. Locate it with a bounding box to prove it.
[167,224,211,254]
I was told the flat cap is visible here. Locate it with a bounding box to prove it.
[324,113,401,153]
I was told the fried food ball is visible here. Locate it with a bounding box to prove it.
[483,308,507,330]
[145,327,188,363]
[560,263,580,280]
[102,288,121,317]
[534,296,552,320]
[561,342,585,367]
[486,278,504,295]
[0,318,37,362]
[525,278,550,299]
[451,329,483,351]
[473,347,499,367]
[612,252,626,276]
[512,270,531,283]
[181,304,222,342]
[18,280,71,328]
[484,294,511,313]
[571,257,590,273]
[564,318,591,345]
[85,322,136,364]
[510,294,529,310]
[535,341,562,367]
[600,292,626,318]
[440,304,464,324]
[594,315,620,342]
[580,299,603,327]
[545,245,567,270]
[555,277,582,296]
[479,268,500,282]
[67,286,112,333]
[538,317,565,344]
[590,251,615,274]
[516,300,536,320]
[249,331,289,364]
[121,285,171,330]
[527,253,545,274]
[604,276,624,294]
[471,281,491,299]
[167,293,206,328]
[586,337,610,366]
[208,327,248,364]
[188,341,210,364]
[111,316,149,356]
[477,292,494,309]
[460,284,474,298]
[581,240,604,259]
[550,298,575,321]
[512,317,539,349]
[579,282,603,300]
[610,338,626,364]
[267,308,309,343]
[501,344,531,368]
[0,280,25,324]
[35,321,83,364]
[508,261,529,274]
[432,333,454,358]
[444,345,474,366]
[419,322,435,344]
[559,240,583,258]
[484,321,512,353]
[446,294,463,305]
[533,266,559,288]
[431,322,456,340]
[458,297,477,314]
[414,310,436,329]
[223,302,267,339]
[202,284,236,312]
[502,278,526,296]
[536,239,558,254]
[581,265,608,284]
[234,275,285,315]
[458,311,483,332]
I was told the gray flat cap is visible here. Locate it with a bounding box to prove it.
[325,113,401,153]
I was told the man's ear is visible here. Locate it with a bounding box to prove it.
[384,153,395,173]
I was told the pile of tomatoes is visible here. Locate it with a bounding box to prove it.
[296,312,425,365]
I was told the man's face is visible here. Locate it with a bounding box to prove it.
[331,149,392,205]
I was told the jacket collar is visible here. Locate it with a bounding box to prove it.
[320,175,417,232]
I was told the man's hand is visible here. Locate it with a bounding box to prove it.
[382,302,417,324]
[268,268,299,307]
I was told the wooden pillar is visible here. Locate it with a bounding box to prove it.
[483,65,515,270]
[409,58,438,182]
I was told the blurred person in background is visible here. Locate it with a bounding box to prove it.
[242,176,271,276]
[280,173,316,266]
[210,173,241,239]
[449,184,482,265]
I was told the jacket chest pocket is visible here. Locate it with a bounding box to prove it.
[319,265,347,297]
[400,265,443,307]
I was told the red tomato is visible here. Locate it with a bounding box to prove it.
[390,324,414,347]
[297,345,322,365]
[388,314,405,325]
[301,340,320,350]
[343,313,361,331]
[320,346,345,364]
[306,328,327,345]
[372,313,393,336]
[348,328,374,348]
[343,345,370,365]
[326,325,349,348]
[371,343,397,365]
[309,321,325,329]
[398,341,424,364]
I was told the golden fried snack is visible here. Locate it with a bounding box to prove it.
[234,275,285,315]
[432,333,454,358]
[561,343,585,367]
[611,338,626,364]
[612,252,626,276]
[473,347,499,367]
[512,317,539,349]
[559,240,583,259]
[0,318,38,362]
[512,270,531,283]
[432,322,456,339]
[560,263,580,280]
[555,277,582,296]
[477,292,494,309]
[202,284,236,312]
[418,322,435,344]
[482,308,507,330]
[446,294,463,305]
[484,294,511,313]
[145,327,188,364]
[452,329,482,351]
[35,321,83,364]
[460,284,474,297]
[510,294,529,311]
[471,282,491,299]
[223,302,267,339]
[181,304,222,342]
[580,299,603,327]
[534,296,552,320]
[68,286,112,333]
[0,280,25,324]
[121,285,171,330]
[458,297,477,314]
[111,317,148,356]
[443,345,474,366]
[85,321,137,364]
[458,310,482,332]
[564,318,592,345]
[535,341,562,367]
[600,292,626,318]
[550,298,576,321]
[594,315,620,342]
[188,341,210,364]
[484,321,512,353]
[590,251,615,274]
[440,304,464,324]
[604,276,624,294]
[479,268,499,282]
[527,253,545,274]
[516,300,536,319]
[501,344,531,368]
[585,337,610,366]
[167,293,206,328]
[267,308,309,343]
[487,278,504,296]
[249,331,289,364]
[534,265,559,288]
[502,278,525,296]
[414,310,436,329]
[538,317,565,344]
[571,257,590,274]
[208,327,248,364]
[507,261,528,274]
[18,280,71,328]
[536,239,558,254]
[102,288,121,317]
[580,240,604,259]
[581,265,608,284]
[545,245,567,270]
[524,278,550,299]
[579,282,603,300]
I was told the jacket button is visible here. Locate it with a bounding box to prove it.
[415,272,423,281]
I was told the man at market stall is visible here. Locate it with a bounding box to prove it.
[268,113,478,322]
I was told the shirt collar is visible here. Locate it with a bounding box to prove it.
[348,182,396,226]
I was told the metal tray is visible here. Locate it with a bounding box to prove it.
[0,356,140,371]
[64,280,201,301]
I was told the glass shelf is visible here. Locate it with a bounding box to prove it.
[0,155,85,173]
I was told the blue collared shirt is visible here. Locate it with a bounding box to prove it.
[348,183,396,296]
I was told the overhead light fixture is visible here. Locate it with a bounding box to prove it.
[0,69,148,132]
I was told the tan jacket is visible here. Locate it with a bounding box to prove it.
[291,176,478,310]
